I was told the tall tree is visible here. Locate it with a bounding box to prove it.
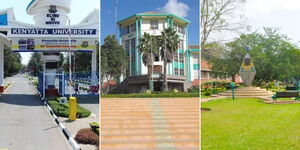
[27,53,43,76]
[101,35,126,93]
[159,28,179,91]
[4,46,22,77]
[201,0,247,56]
[138,33,159,91]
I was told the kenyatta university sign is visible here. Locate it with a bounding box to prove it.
[10,28,97,52]
[0,0,99,94]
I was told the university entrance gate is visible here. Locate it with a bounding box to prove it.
[0,0,99,97]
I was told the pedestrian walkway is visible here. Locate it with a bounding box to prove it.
[101,98,199,150]
[0,74,72,150]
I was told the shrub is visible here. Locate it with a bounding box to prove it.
[89,122,99,135]
[102,92,199,98]
[75,128,99,145]
[188,85,199,93]
[47,99,91,118]
[203,90,212,96]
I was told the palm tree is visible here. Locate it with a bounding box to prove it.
[138,33,159,91]
[159,27,179,92]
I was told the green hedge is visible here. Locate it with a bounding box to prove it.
[47,99,91,118]
[102,92,199,98]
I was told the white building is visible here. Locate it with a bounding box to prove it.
[114,12,199,93]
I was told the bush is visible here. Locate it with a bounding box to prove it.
[47,99,91,118]
[102,92,199,98]
[203,90,212,96]
[89,122,99,135]
[75,128,99,145]
[188,85,199,93]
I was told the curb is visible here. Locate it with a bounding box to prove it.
[44,101,82,150]
[27,78,82,150]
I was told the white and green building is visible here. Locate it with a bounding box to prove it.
[115,12,199,93]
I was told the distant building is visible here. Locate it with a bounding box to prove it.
[113,12,199,93]
[201,60,242,83]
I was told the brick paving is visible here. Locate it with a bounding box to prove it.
[101,98,199,150]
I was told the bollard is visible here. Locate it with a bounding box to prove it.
[230,82,236,100]
[69,97,77,121]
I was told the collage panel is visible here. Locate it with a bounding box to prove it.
[100,0,200,150]
[201,0,300,150]
[0,0,100,150]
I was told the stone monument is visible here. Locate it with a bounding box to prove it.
[239,46,256,87]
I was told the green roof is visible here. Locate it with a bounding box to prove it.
[117,11,191,24]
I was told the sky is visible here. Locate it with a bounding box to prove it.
[101,0,200,45]
[0,0,99,65]
[244,0,300,44]
[212,0,300,45]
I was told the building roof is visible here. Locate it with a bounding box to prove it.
[137,11,165,15]
[189,45,199,49]
[118,12,191,25]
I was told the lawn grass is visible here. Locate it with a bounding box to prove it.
[47,99,91,118]
[202,98,300,150]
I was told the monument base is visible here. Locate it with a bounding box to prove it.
[213,87,273,98]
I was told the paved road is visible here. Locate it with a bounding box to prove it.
[0,74,72,150]
[76,95,99,117]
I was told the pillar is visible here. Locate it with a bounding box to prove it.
[91,49,97,85]
[0,41,4,93]
[135,17,139,75]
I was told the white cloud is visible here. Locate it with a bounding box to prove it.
[160,0,190,17]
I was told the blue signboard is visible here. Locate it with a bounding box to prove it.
[11,28,97,35]
[0,14,8,26]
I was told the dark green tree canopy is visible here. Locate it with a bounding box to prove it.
[209,28,300,85]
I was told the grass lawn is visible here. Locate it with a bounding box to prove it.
[202,98,300,150]
[47,99,91,118]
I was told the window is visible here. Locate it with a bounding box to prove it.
[179,40,184,50]
[180,69,184,76]
[179,53,184,63]
[175,68,179,75]
[193,55,199,65]
[122,26,130,35]
[130,23,136,32]
[131,38,136,50]
[150,20,158,29]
